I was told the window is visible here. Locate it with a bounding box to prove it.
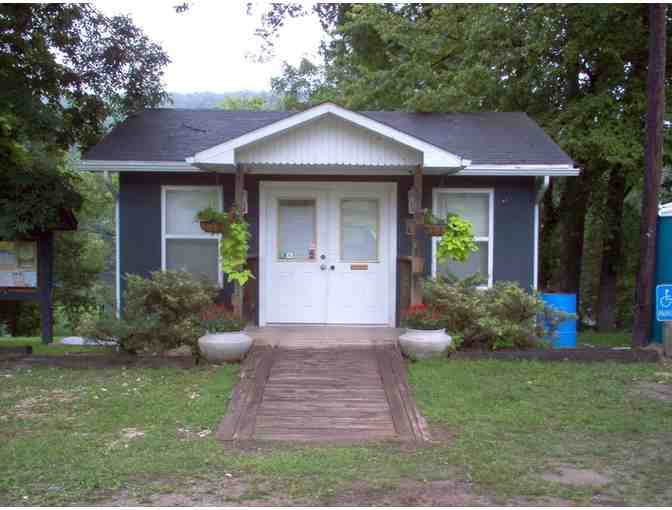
[431,189,494,287]
[340,199,379,261]
[162,187,222,285]
[277,199,317,260]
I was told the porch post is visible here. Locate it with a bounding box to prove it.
[411,165,424,305]
[233,164,245,318]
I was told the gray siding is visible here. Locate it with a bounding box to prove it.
[118,172,536,317]
[118,172,235,306]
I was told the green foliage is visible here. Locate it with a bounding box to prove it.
[424,277,571,350]
[82,270,218,357]
[199,304,246,333]
[196,207,254,287]
[0,4,169,238]
[435,215,479,263]
[0,322,9,338]
[217,95,267,111]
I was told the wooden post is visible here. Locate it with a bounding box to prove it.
[664,322,672,358]
[233,165,245,319]
[38,233,54,344]
[411,166,424,305]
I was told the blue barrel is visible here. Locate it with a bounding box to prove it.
[541,293,577,349]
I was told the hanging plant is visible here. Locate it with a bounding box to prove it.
[196,206,254,286]
[435,213,478,263]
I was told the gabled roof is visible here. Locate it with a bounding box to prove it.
[82,104,577,174]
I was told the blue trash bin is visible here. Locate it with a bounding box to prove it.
[540,293,577,349]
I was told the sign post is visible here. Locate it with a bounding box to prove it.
[656,284,672,356]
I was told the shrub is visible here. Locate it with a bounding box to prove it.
[82,270,218,357]
[200,304,246,333]
[423,277,570,351]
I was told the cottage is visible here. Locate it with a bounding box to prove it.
[80,102,578,326]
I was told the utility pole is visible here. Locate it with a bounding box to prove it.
[633,3,667,347]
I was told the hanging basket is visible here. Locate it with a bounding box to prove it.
[199,221,226,234]
[423,224,446,236]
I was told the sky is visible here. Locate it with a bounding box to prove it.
[93,1,326,94]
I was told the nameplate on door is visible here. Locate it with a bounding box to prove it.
[350,264,368,270]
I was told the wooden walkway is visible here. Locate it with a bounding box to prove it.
[216,345,429,443]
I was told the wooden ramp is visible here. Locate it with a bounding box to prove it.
[216,346,429,443]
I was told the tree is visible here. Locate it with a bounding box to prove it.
[259,4,672,330]
[217,95,267,111]
[0,4,169,238]
[633,4,667,346]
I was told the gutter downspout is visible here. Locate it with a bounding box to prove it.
[533,176,551,290]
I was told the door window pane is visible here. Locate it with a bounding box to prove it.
[436,240,489,281]
[278,199,316,260]
[166,189,219,236]
[166,239,219,283]
[341,199,379,261]
[435,192,490,237]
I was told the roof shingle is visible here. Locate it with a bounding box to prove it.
[83,108,573,167]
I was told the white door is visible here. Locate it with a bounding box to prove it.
[265,189,329,323]
[325,188,390,324]
[262,182,395,325]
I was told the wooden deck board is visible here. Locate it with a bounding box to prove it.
[216,337,429,443]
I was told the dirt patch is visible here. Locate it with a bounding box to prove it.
[632,382,672,402]
[10,389,79,419]
[93,475,295,506]
[541,465,612,487]
[328,479,491,506]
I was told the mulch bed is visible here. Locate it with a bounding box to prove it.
[450,348,660,362]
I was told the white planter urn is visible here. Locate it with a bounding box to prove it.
[198,331,253,363]
[398,328,452,360]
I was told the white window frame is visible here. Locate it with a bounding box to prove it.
[431,188,495,288]
[161,185,223,287]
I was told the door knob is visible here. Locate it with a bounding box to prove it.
[330,265,335,270]
[320,263,327,270]
[320,254,326,260]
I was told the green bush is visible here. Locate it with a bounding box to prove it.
[424,276,570,350]
[82,270,218,357]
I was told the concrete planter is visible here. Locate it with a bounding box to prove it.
[398,328,452,360]
[198,331,253,363]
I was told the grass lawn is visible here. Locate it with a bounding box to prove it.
[577,330,632,348]
[1,352,671,505]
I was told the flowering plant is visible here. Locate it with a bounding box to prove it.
[401,304,444,330]
[200,304,246,333]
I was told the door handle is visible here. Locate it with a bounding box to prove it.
[330,265,335,271]
[320,263,327,271]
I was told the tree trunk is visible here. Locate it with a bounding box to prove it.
[539,178,558,290]
[556,174,592,299]
[633,3,667,347]
[597,167,626,331]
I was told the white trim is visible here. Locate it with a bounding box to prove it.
[80,159,580,176]
[258,181,398,327]
[160,185,224,287]
[431,188,495,288]
[460,165,579,176]
[533,203,539,290]
[660,202,672,217]
[80,160,201,172]
[115,196,121,317]
[190,102,468,170]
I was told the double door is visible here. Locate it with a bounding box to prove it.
[262,182,394,325]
